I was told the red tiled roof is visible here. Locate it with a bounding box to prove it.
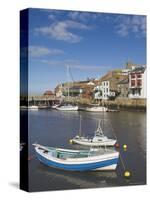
[43,90,54,96]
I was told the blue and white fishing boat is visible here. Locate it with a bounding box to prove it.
[33,143,119,171]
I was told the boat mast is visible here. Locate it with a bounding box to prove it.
[67,65,70,101]
[95,120,104,136]
[102,104,104,131]
[102,106,107,151]
[79,115,82,137]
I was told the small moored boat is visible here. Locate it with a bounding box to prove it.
[33,143,119,171]
[51,104,60,109]
[28,105,38,110]
[71,119,116,147]
[83,106,108,112]
[56,104,78,111]
[38,105,49,109]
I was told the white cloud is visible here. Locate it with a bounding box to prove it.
[68,11,100,22]
[41,59,79,66]
[69,64,112,71]
[41,60,63,65]
[115,15,146,37]
[41,59,112,71]
[29,46,64,57]
[68,12,146,38]
[48,14,56,21]
[35,20,90,43]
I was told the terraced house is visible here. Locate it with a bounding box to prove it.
[128,66,147,99]
[55,79,99,100]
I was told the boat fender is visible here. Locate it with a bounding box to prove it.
[123,144,127,150]
[124,171,131,178]
[115,143,120,148]
[69,139,73,144]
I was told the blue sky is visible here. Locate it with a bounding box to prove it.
[27,8,146,95]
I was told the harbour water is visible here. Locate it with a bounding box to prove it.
[22,109,146,191]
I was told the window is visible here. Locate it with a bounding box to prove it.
[137,80,142,87]
[131,80,135,87]
[137,74,142,78]
[131,74,135,79]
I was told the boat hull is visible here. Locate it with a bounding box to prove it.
[28,106,38,110]
[56,106,78,111]
[35,146,119,171]
[72,138,116,146]
[93,164,117,171]
[83,107,108,112]
[51,105,59,109]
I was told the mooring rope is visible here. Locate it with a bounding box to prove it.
[119,152,126,170]
[109,121,127,171]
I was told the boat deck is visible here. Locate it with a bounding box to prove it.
[38,146,116,160]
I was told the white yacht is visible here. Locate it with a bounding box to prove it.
[83,106,108,112]
[56,104,78,111]
[71,119,116,146]
[56,66,78,111]
[28,105,38,110]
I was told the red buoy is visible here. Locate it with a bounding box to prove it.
[28,156,33,161]
[115,143,120,148]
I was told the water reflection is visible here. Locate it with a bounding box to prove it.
[26,109,146,191]
[36,162,118,189]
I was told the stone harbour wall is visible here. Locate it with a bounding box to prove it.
[102,98,146,111]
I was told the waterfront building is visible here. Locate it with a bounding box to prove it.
[55,79,98,99]
[80,85,94,99]
[101,81,110,99]
[55,84,64,98]
[126,61,146,70]
[97,70,125,100]
[128,66,147,99]
[67,86,84,97]
[121,69,131,75]
[87,81,95,86]
[94,85,103,100]
[117,78,129,98]
[117,62,146,99]
[121,61,146,75]
[43,90,54,97]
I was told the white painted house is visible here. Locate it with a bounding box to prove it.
[102,81,110,99]
[94,81,116,100]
